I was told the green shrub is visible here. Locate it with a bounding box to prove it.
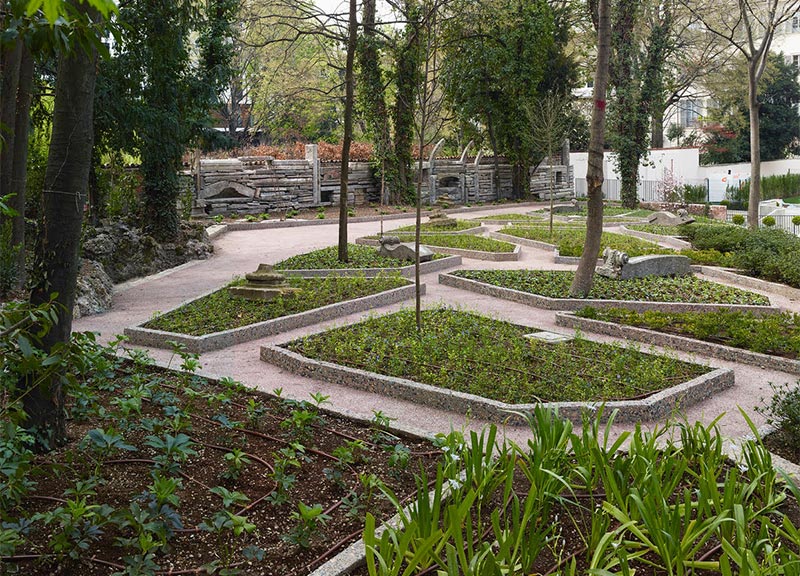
[683,184,707,204]
[762,216,777,227]
[678,248,731,266]
[734,228,800,282]
[793,215,800,227]
[684,223,750,252]
[732,214,745,226]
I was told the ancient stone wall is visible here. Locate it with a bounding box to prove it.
[196,143,574,215]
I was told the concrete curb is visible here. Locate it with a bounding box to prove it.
[438,272,779,314]
[355,237,521,261]
[277,255,462,278]
[618,225,692,248]
[389,225,487,236]
[695,266,800,301]
[555,311,800,375]
[488,231,558,252]
[260,343,733,426]
[124,282,423,353]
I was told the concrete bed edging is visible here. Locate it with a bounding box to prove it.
[695,265,800,301]
[260,343,733,426]
[355,236,521,261]
[488,230,558,252]
[438,272,780,314]
[123,282,424,354]
[555,311,800,376]
[278,254,462,278]
[618,225,691,248]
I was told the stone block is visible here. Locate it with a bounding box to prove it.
[619,254,691,280]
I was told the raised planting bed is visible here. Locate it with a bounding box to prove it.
[0,350,441,576]
[125,276,419,353]
[274,244,461,278]
[441,270,775,313]
[356,234,520,261]
[360,407,800,575]
[273,244,451,272]
[496,226,674,258]
[468,213,548,224]
[262,308,731,425]
[556,308,800,375]
[390,220,485,234]
[696,265,800,301]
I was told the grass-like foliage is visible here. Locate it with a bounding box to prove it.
[286,308,708,403]
[144,276,410,335]
[451,269,770,305]
[391,220,478,232]
[273,244,444,270]
[364,233,516,253]
[366,408,800,576]
[576,307,800,358]
[501,226,674,258]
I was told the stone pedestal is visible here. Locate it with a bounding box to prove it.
[229,264,301,301]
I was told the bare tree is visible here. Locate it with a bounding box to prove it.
[570,0,610,297]
[527,95,571,237]
[681,0,800,228]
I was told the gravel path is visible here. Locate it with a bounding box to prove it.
[74,204,800,445]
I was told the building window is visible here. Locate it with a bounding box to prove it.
[678,99,702,128]
[794,16,800,32]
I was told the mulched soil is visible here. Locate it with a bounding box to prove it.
[4,364,440,576]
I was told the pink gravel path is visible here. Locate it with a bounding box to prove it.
[73,204,800,444]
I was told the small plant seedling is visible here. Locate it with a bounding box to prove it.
[222,449,252,481]
[281,502,331,548]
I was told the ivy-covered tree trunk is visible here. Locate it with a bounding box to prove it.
[338,0,358,262]
[140,0,183,242]
[27,7,98,449]
[358,0,395,202]
[570,0,609,298]
[393,2,420,205]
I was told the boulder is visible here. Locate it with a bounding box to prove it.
[647,210,694,226]
[73,259,114,319]
[378,236,434,262]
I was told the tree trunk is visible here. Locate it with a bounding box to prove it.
[338,0,358,262]
[747,65,761,230]
[27,9,98,450]
[9,43,33,289]
[570,0,610,298]
[0,38,21,218]
[651,102,665,149]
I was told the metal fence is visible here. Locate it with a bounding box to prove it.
[575,178,710,203]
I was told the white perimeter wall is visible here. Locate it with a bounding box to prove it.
[570,148,800,202]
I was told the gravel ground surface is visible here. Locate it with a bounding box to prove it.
[74,203,800,445]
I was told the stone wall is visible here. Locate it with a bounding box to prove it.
[196,143,574,215]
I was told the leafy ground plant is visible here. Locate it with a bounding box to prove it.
[451,270,770,305]
[1,341,439,575]
[576,307,800,358]
[391,220,478,232]
[467,213,547,222]
[285,308,709,404]
[363,233,516,253]
[500,227,674,258]
[273,244,444,270]
[143,275,410,336]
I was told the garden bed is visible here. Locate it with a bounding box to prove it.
[261,308,731,425]
[496,226,674,258]
[273,244,452,272]
[440,270,775,313]
[1,354,441,576]
[357,408,800,575]
[696,265,800,301]
[355,234,520,261]
[125,276,419,353]
[390,220,484,234]
[555,308,800,375]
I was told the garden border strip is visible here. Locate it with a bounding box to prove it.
[390,225,487,235]
[123,282,423,353]
[355,237,521,261]
[278,254,462,278]
[619,224,691,247]
[438,272,779,313]
[260,343,733,426]
[554,312,800,376]
[488,230,558,252]
[694,265,800,301]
